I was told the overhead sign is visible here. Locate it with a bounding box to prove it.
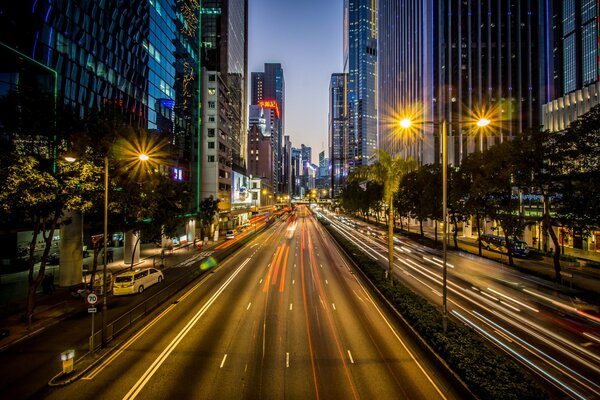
[258,99,280,119]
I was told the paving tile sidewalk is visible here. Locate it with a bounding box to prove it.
[0,241,214,352]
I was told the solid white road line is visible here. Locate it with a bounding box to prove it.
[122,258,251,400]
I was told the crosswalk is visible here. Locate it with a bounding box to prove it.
[173,251,215,268]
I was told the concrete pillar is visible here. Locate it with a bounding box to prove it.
[58,212,83,287]
[463,221,473,238]
[186,219,196,243]
[124,230,140,265]
[522,225,533,246]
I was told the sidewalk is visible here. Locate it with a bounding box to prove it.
[0,241,213,352]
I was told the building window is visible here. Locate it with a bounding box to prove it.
[208,128,215,137]
[208,101,216,109]
[208,141,215,149]
[208,115,215,122]
[208,74,216,82]
[208,155,215,162]
[208,87,216,96]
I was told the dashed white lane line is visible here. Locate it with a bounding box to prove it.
[347,350,354,364]
[220,354,228,368]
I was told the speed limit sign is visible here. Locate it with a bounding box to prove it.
[86,293,98,305]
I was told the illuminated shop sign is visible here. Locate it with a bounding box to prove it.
[258,99,280,119]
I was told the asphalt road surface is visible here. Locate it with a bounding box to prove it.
[42,207,463,399]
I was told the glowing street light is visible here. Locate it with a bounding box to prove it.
[400,115,491,332]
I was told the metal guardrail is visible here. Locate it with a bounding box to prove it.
[89,261,204,351]
[88,225,268,350]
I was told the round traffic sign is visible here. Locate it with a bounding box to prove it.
[87,293,98,305]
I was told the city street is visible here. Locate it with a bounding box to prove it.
[40,208,463,399]
[323,211,600,399]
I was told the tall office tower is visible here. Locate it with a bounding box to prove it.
[199,0,248,215]
[251,63,285,192]
[541,1,600,131]
[344,0,377,168]
[0,1,206,210]
[0,1,148,120]
[300,144,312,194]
[282,135,292,195]
[378,1,541,166]
[316,151,330,192]
[291,147,302,197]
[247,106,272,184]
[329,73,347,197]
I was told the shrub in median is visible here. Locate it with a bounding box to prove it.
[322,220,548,400]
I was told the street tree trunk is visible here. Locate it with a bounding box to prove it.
[476,212,483,257]
[388,202,394,281]
[542,195,562,282]
[452,216,459,249]
[26,212,60,328]
[503,230,515,267]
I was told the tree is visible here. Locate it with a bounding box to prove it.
[448,165,471,249]
[421,165,443,243]
[340,181,363,218]
[481,140,525,267]
[461,151,493,257]
[350,150,416,278]
[0,156,101,325]
[399,170,427,238]
[198,196,220,239]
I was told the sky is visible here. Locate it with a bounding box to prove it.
[248,0,344,165]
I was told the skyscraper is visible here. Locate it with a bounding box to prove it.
[251,63,285,192]
[329,73,347,197]
[344,0,377,168]
[199,0,248,217]
[541,1,600,131]
[378,1,541,166]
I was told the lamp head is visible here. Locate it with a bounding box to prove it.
[399,118,412,129]
[476,118,491,127]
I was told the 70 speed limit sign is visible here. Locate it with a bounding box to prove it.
[86,293,98,305]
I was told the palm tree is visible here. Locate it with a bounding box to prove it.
[350,149,416,279]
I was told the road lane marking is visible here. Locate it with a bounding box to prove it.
[220,354,228,368]
[325,280,328,285]
[286,352,290,367]
[347,350,354,364]
[247,302,252,310]
[83,303,177,380]
[332,303,336,310]
[289,303,293,310]
[122,258,251,400]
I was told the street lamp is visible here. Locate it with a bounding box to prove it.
[101,152,150,347]
[400,116,490,332]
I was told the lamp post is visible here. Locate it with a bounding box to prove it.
[400,117,490,332]
[101,152,149,347]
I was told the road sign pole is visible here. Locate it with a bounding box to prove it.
[87,293,98,356]
[90,312,95,356]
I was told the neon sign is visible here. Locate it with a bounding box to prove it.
[258,99,280,119]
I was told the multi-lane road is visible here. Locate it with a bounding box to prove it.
[323,209,600,400]
[42,207,463,399]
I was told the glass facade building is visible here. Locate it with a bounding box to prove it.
[329,73,347,197]
[251,63,285,193]
[541,0,600,132]
[378,0,541,166]
[344,0,377,168]
[0,1,148,119]
[199,0,248,216]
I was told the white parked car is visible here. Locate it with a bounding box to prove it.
[113,268,164,295]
